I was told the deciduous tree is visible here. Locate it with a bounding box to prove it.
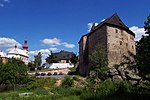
[136,15,150,77]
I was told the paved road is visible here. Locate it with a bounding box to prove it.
[36,75,73,79]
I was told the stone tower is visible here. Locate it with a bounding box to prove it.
[79,13,136,76]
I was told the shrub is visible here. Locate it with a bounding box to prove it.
[0,58,29,85]
[72,76,79,81]
[61,76,74,88]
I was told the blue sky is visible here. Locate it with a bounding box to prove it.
[0,0,149,62]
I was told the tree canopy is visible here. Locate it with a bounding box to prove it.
[136,15,150,77]
[34,52,42,68]
[0,58,28,85]
[70,53,78,66]
[89,46,108,80]
[45,51,58,64]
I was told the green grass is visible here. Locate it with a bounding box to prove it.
[0,77,150,100]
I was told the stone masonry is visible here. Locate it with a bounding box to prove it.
[79,13,136,76]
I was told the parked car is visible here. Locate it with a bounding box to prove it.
[41,72,46,76]
[59,72,63,75]
[53,72,58,75]
[47,72,52,76]
[67,71,73,75]
[35,72,40,76]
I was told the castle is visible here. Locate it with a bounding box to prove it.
[79,13,136,75]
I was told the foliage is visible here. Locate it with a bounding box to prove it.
[70,53,78,66]
[0,58,28,85]
[0,77,150,100]
[72,75,79,81]
[34,52,42,68]
[27,78,56,90]
[45,51,58,64]
[136,15,150,77]
[28,62,35,71]
[81,79,150,100]
[89,45,108,80]
[61,76,74,88]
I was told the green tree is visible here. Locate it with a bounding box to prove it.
[28,62,35,71]
[136,15,150,77]
[89,45,108,80]
[0,58,28,84]
[34,52,42,69]
[45,51,58,64]
[70,53,78,67]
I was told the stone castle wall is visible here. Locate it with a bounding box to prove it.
[107,26,136,68]
[88,25,107,55]
[79,35,88,75]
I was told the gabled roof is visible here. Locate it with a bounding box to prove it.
[7,47,29,57]
[53,50,73,60]
[103,13,128,29]
[90,13,135,36]
[79,13,135,43]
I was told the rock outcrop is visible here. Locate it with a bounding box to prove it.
[108,66,141,84]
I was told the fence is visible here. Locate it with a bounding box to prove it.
[0,84,27,92]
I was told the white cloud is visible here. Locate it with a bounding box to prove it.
[28,48,52,64]
[42,38,61,46]
[87,23,93,32]
[29,49,51,55]
[62,42,75,48]
[0,0,10,7]
[4,0,9,2]
[101,19,105,22]
[0,3,4,7]
[129,26,146,41]
[0,37,22,49]
[49,47,57,51]
[87,23,99,32]
[41,38,75,49]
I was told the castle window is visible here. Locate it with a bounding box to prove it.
[116,29,118,33]
[120,41,122,45]
[121,30,123,34]
[126,43,128,47]
[132,46,134,49]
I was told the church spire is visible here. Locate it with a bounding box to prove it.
[22,39,28,51]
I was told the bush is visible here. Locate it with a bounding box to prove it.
[0,58,29,85]
[61,76,74,88]
[81,79,134,100]
[72,76,79,81]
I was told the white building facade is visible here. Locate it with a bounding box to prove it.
[0,40,29,64]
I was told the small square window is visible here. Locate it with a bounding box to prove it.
[116,29,118,33]
[120,41,122,45]
[126,43,128,47]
